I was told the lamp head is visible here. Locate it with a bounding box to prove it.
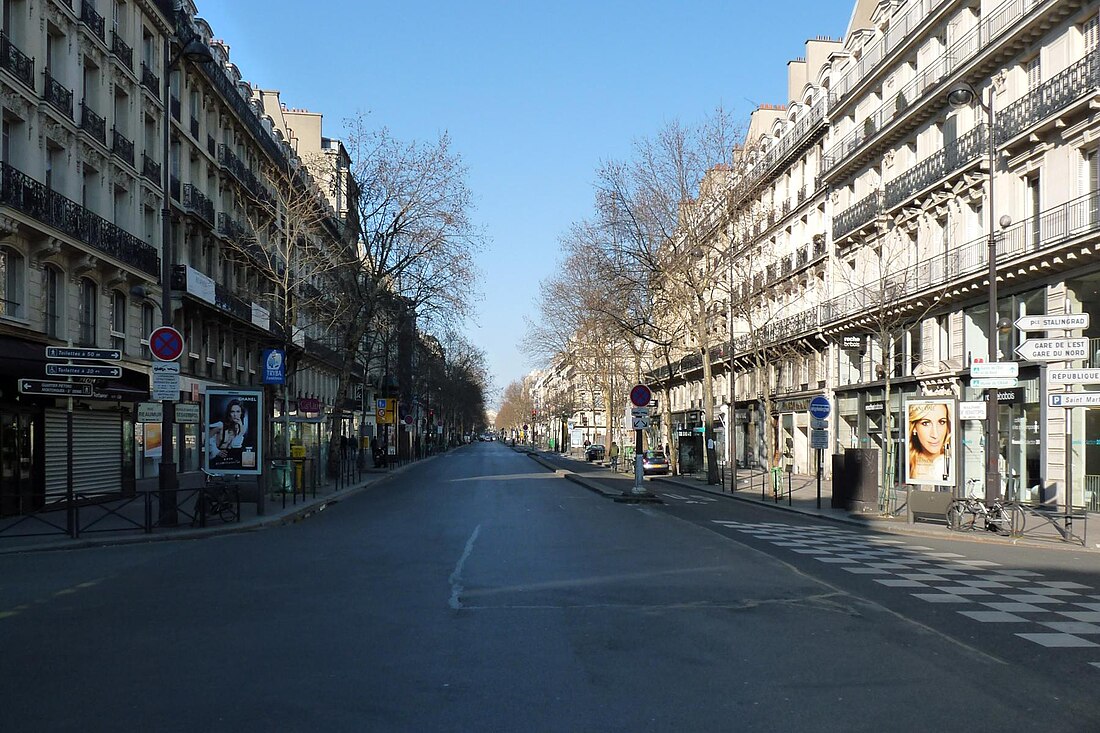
[179,39,214,65]
[946,85,976,109]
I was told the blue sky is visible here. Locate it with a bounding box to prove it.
[197,0,851,401]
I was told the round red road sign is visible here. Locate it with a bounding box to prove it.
[149,326,185,361]
[630,384,652,407]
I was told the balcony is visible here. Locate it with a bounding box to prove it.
[79,100,106,144]
[884,123,987,209]
[111,128,134,167]
[820,189,1100,330]
[729,100,826,207]
[996,49,1100,145]
[140,62,159,96]
[44,71,74,119]
[0,31,34,89]
[110,31,133,69]
[824,0,1045,176]
[217,143,270,203]
[0,162,159,275]
[79,1,105,42]
[141,153,161,184]
[833,190,883,241]
[181,183,214,225]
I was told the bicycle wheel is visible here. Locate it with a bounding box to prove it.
[946,502,965,531]
[1006,504,1025,537]
[988,506,1013,536]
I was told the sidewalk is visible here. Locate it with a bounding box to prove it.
[0,458,425,555]
[523,446,1099,553]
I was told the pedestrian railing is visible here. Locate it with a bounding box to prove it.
[0,487,242,541]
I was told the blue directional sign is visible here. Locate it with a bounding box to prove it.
[809,396,831,420]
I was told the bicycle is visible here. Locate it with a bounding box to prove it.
[946,492,1024,536]
[193,469,240,526]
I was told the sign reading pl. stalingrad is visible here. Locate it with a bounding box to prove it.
[1015,313,1090,331]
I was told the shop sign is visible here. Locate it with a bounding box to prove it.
[261,349,286,385]
[734,409,749,423]
[300,397,322,414]
[775,398,809,412]
[841,335,862,350]
[864,400,885,412]
[981,389,1020,403]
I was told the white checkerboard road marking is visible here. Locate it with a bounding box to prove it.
[713,520,1100,670]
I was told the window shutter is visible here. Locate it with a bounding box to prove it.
[1085,15,1099,52]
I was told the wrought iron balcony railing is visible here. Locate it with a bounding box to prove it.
[820,189,1100,329]
[884,123,987,209]
[79,100,106,143]
[0,161,158,275]
[181,183,214,225]
[80,1,105,41]
[832,190,883,240]
[111,31,132,69]
[111,127,134,167]
[141,152,161,183]
[44,71,74,119]
[996,48,1100,144]
[140,62,159,95]
[0,31,34,88]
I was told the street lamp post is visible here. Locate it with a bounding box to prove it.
[948,82,1008,506]
[159,35,213,525]
[727,243,736,493]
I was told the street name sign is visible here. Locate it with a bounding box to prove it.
[1015,338,1089,362]
[1049,393,1100,407]
[137,402,163,423]
[19,379,92,396]
[1015,314,1089,331]
[45,346,121,361]
[1047,369,1100,385]
[959,401,986,420]
[174,403,200,424]
[972,362,1018,378]
[45,363,122,378]
[972,377,1019,389]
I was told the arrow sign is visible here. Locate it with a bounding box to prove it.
[1015,313,1089,331]
[45,363,123,378]
[19,379,93,396]
[1049,393,1100,407]
[972,377,1019,389]
[1047,369,1100,385]
[45,346,121,361]
[1015,338,1089,362]
[972,362,1018,378]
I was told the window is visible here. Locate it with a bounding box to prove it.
[78,278,98,345]
[45,266,64,338]
[110,290,126,353]
[140,302,154,359]
[1084,15,1098,53]
[1027,175,1041,246]
[0,247,25,318]
[1025,56,1040,92]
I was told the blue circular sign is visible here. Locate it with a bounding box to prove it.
[630,384,652,408]
[809,396,831,419]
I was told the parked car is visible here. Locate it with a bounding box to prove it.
[585,444,606,461]
[642,450,670,475]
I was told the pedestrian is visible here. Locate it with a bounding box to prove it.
[609,441,620,471]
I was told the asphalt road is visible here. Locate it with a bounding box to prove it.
[2,442,1098,732]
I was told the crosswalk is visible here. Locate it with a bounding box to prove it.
[714,520,1100,670]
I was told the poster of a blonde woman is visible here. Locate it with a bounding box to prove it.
[904,399,955,487]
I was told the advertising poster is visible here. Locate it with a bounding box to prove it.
[205,388,263,474]
[904,398,955,487]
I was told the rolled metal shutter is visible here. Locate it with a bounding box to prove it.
[44,409,122,497]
